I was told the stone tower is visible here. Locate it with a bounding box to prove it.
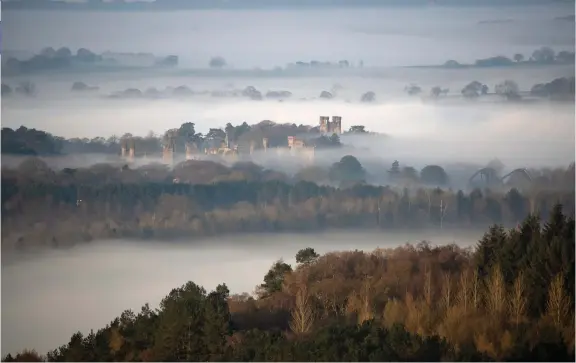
[120,140,127,158]
[331,116,342,135]
[128,139,135,162]
[319,116,330,133]
[163,137,175,165]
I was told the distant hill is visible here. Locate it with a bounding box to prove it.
[3,0,569,11]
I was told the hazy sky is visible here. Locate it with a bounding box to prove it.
[3,5,574,68]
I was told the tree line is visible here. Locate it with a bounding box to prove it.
[1,120,352,156]
[2,46,177,76]
[442,46,575,68]
[405,76,575,100]
[2,161,574,251]
[3,205,574,362]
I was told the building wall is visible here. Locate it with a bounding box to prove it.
[318,115,342,135]
[319,116,330,133]
[331,116,342,134]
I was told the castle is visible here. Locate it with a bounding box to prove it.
[120,115,343,165]
[319,116,342,135]
[286,135,315,164]
[120,138,136,163]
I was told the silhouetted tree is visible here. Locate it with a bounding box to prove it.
[296,248,319,265]
[209,56,227,69]
[420,165,448,186]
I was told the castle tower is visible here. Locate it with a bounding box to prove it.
[287,136,295,149]
[331,116,342,135]
[120,140,127,158]
[319,116,330,134]
[249,140,255,155]
[162,145,174,164]
[128,139,135,162]
[262,137,268,152]
[162,137,175,165]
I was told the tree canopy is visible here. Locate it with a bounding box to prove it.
[4,206,574,362]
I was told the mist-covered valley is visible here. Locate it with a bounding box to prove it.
[2,2,575,361]
[3,2,574,173]
[3,66,575,170]
[1,230,486,356]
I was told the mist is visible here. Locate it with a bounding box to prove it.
[3,5,574,68]
[1,230,483,356]
[3,3,574,172]
[2,2,575,359]
[3,87,574,170]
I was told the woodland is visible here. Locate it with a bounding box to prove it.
[2,121,574,362]
[2,122,575,252]
[3,205,575,361]
[2,155,574,251]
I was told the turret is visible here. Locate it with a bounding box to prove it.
[162,138,175,165]
[331,116,342,135]
[319,116,330,133]
[120,139,127,158]
[128,139,135,162]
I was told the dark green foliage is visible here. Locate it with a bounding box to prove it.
[228,321,455,362]
[259,260,293,296]
[329,155,366,185]
[41,282,232,362]
[420,165,448,186]
[295,247,319,265]
[473,204,575,317]
[2,127,63,155]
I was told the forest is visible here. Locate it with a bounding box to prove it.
[2,119,574,251]
[2,153,574,251]
[3,205,574,361]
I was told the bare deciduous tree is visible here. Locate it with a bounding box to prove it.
[509,271,527,327]
[440,199,448,229]
[485,265,507,317]
[457,269,471,314]
[289,282,315,335]
[546,273,571,331]
[472,269,481,311]
[441,272,453,311]
[424,264,433,307]
[347,277,375,324]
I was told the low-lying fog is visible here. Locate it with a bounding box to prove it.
[1,230,483,356]
[3,4,575,170]
[3,5,574,68]
[3,77,574,170]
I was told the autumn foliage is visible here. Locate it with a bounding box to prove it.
[3,205,574,362]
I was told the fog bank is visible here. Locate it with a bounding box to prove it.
[3,97,574,169]
[3,5,574,68]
